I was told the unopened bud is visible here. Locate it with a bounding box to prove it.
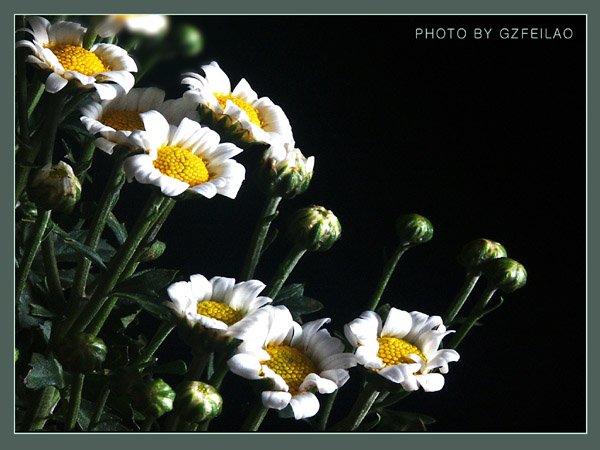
[287,205,341,252]
[173,381,223,424]
[28,161,81,212]
[396,213,433,247]
[258,143,314,199]
[139,240,167,262]
[133,378,175,419]
[172,23,204,58]
[56,333,107,373]
[458,238,507,274]
[483,257,527,293]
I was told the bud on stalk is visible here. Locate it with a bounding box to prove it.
[287,205,341,252]
[28,161,81,212]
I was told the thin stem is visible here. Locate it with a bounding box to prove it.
[87,385,110,431]
[85,296,118,337]
[337,383,380,431]
[186,351,210,381]
[134,322,175,366]
[447,286,498,349]
[316,390,338,431]
[443,271,480,324]
[16,210,51,302]
[20,385,59,431]
[141,416,155,432]
[264,244,307,299]
[27,80,45,118]
[64,373,85,431]
[41,233,66,311]
[240,399,269,432]
[369,390,410,411]
[240,195,282,280]
[58,191,165,342]
[366,244,407,311]
[74,138,97,182]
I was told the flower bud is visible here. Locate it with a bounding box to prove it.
[258,143,315,199]
[482,257,527,293]
[173,381,223,424]
[172,23,204,58]
[132,378,175,419]
[287,205,341,252]
[28,161,81,212]
[458,238,507,274]
[139,240,167,262]
[56,333,107,373]
[396,213,433,247]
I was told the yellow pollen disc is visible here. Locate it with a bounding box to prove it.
[101,110,145,131]
[262,344,317,395]
[376,337,427,368]
[49,44,110,75]
[152,145,210,186]
[196,300,243,326]
[215,93,262,127]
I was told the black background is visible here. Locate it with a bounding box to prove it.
[103,15,586,432]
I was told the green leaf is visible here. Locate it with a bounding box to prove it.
[78,398,125,431]
[273,283,305,304]
[376,409,435,432]
[52,229,116,264]
[114,269,178,295]
[17,284,45,329]
[281,295,324,321]
[356,412,381,431]
[119,308,141,330]
[25,353,65,390]
[52,226,108,271]
[112,292,171,321]
[107,213,128,245]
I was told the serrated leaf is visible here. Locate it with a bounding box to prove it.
[280,296,324,320]
[52,226,108,271]
[25,353,65,390]
[52,229,116,264]
[273,283,305,305]
[119,308,141,330]
[114,269,178,295]
[17,284,45,329]
[107,213,128,245]
[112,292,171,320]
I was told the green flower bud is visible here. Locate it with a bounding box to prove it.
[28,161,81,212]
[287,205,342,252]
[482,257,527,293]
[458,238,507,274]
[258,143,315,199]
[15,348,19,363]
[172,23,204,57]
[139,240,167,262]
[396,213,434,247]
[176,316,241,353]
[173,381,223,424]
[56,333,107,373]
[133,378,175,419]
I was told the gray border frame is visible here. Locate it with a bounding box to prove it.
[5,1,594,449]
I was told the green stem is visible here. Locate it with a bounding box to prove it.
[65,373,85,431]
[366,244,407,311]
[369,390,410,411]
[186,351,210,381]
[74,138,97,182]
[337,383,380,431]
[134,322,175,366]
[135,51,162,84]
[82,21,98,50]
[20,385,59,431]
[443,271,480,324]
[15,210,51,302]
[41,233,66,311]
[264,244,307,299]
[447,286,498,349]
[61,191,165,340]
[27,80,45,118]
[16,42,31,147]
[87,385,110,431]
[141,416,154,432]
[316,390,338,431]
[241,195,282,280]
[240,399,269,432]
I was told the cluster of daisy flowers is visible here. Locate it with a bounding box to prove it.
[15,14,469,430]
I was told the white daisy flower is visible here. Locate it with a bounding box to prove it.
[96,15,169,38]
[227,305,357,420]
[344,308,460,393]
[80,88,200,154]
[123,111,245,198]
[182,61,293,145]
[166,275,273,333]
[16,16,137,100]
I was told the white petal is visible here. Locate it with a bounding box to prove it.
[415,373,446,392]
[227,353,262,380]
[381,308,413,339]
[299,373,338,394]
[45,72,68,93]
[344,311,382,347]
[189,274,212,303]
[289,392,320,420]
[261,391,291,410]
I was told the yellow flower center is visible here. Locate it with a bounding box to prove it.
[49,44,110,75]
[196,300,243,326]
[152,145,210,186]
[376,337,427,367]
[101,110,145,131]
[262,344,317,395]
[215,93,262,127]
